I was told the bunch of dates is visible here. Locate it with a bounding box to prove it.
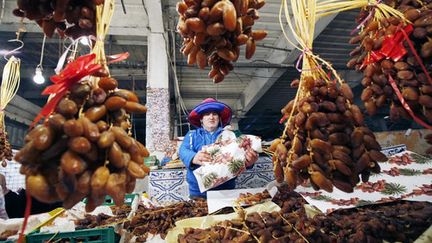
[15,76,149,211]
[271,77,386,193]
[13,0,104,38]
[75,204,132,230]
[177,0,267,83]
[313,200,432,242]
[347,0,432,121]
[0,129,13,167]
[124,199,208,241]
[178,204,326,242]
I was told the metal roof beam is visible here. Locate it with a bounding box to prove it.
[236,13,338,117]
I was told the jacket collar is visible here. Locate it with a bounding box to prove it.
[197,126,223,136]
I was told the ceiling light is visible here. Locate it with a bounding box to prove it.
[34,35,46,85]
[33,66,45,84]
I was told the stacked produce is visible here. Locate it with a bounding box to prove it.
[0,130,12,167]
[15,74,149,211]
[13,0,101,38]
[177,210,323,243]
[177,187,432,242]
[176,0,267,83]
[313,200,432,242]
[124,199,208,241]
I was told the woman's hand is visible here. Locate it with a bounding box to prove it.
[192,151,211,165]
[245,149,258,167]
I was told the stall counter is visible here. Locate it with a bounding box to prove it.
[148,156,274,204]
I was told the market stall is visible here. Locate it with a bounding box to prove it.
[0,0,431,242]
[148,156,275,204]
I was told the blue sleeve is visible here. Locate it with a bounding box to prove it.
[179,131,197,169]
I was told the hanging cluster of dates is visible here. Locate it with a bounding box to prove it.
[177,0,267,83]
[13,0,103,38]
[271,74,386,193]
[0,130,13,167]
[15,76,149,211]
[347,1,432,123]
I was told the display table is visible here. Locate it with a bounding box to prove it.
[148,156,274,204]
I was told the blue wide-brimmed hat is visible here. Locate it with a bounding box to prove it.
[188,98,232,128]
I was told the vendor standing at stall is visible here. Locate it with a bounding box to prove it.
[179,98,258,198]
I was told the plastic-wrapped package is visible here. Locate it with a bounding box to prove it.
[193,130,262,193]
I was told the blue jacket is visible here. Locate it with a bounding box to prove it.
[179,127,236,198]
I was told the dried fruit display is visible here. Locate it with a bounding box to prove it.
[176,0,267,83]
[124,199,208,241]
[235,189,270,206]
[0,130,12,167]
[267,0,418,193]
[0,230,18,241]
[75,204,132,229]
[347,1,432,128]
[14,1,149,212]
[15,72,149,211]
[313,200,432,242]
[13,0,102,38]
[178,187,432,242]
[273,76,386,193]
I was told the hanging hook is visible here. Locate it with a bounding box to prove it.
[4,32,24,61]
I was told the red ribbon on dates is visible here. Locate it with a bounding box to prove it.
[17,192,32,243]
[31,52,129,127]
[362,24,413,67]
[388,74,432,130]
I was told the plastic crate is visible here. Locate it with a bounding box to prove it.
[26,227,116,243]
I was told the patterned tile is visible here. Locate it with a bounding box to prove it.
[148,169,190,205]
[148,157,274,204]
[146,88,171,152]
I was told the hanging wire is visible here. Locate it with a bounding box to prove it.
[36,35,47,70]
[171,30,184,136]
[163,31,189,120]
[120,0,126,14]
[4,31,24,61]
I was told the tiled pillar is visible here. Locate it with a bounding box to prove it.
[145,32,170,153]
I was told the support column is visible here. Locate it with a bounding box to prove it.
[146,33,170,152]
[145,0,171,153]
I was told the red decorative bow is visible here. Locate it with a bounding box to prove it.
[31,52,130,127]
[361,24,413,67]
